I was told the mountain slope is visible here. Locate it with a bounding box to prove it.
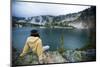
[12,6,96,29]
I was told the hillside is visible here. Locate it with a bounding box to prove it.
[12,6,96,29]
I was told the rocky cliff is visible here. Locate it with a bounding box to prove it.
[12,6,96,29]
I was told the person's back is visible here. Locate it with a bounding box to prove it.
[20,36,43,55]
[20,30,46,64]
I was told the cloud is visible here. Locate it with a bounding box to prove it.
[12,1,90,17]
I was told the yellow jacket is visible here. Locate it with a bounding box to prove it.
[20,36,44,58]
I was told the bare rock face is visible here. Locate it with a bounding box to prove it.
[13,49,96,66]
[14,51,67,66]
[44,51,67,63]
[63,49,96,62]
[63,50,83,62]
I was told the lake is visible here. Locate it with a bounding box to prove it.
[12,27,90,51]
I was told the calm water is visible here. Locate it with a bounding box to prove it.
[12,27,89,51]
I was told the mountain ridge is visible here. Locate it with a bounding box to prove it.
[12,6,96,29]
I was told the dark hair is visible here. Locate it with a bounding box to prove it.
[30,30,40,37]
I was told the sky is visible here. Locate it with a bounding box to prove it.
[12,0,91,17]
